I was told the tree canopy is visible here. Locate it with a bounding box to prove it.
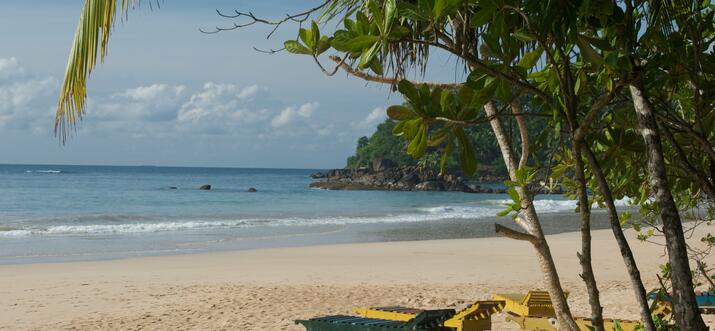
[58,1,715,330]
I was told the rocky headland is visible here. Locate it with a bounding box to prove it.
[310,159,564,194]
[310,159,506,193]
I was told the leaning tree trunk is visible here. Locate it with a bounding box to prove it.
[485,101,580,331]
[629,80,708,331]
[571,141,604,331]
[583,145,656,331]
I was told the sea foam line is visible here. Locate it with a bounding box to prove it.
[0,198,632,237]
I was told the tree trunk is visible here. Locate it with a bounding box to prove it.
[485,101,580,330]
[571,142,604,331]
[629,80,707,331]
[583,145,656,331]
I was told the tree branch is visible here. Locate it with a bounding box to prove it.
[404,38,553,104]
[328,56,461,89]
[199,0,331,39]
[495,223,537,243]
[574,88,620,142]
[199,1,329,38]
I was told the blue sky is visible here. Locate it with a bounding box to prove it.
[0,0,462,168]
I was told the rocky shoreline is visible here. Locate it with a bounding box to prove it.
[310,159,563,194]
[309,158,507,193]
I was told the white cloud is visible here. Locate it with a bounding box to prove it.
[316,124,335,136]
[177,82,271,134]
[238,85,259,99]
[119,84,185,101]
[353,107,386,129]
[0,57,347,150]
[271,102,319,128]
[0,57,56,132]
[88,83,186,123]
[0,57,24,80]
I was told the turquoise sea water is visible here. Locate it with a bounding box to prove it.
[0,164,593,264]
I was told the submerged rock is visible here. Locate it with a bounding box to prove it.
[247,187,257,192]
[199,184,211,190]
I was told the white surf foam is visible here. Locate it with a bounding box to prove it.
[0,198,635,237]
[25,170,62,174]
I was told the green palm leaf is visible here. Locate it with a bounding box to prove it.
[55,0,139,142]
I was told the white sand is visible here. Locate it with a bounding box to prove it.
[1,225,714,330]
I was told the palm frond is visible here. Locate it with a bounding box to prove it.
[55,0,139,142]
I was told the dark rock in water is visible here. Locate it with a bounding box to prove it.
[169,186,178,190]
[199,184,212,190]
[310,172,326,179]
[415,181,444,191]
[247,187,257,192]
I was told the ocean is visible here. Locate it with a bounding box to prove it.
[0,164,610,264]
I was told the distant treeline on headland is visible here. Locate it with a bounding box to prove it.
[346,117,550,177]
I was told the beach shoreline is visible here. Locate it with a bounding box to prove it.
[1,210,617,265]
[2,224,714,330]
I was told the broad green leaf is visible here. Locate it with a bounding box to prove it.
[299,28,314,49]
[507,187,521,206]
[455,128,477,176]
[576,35,604,67]
[386,105,416,120]
[517,47,543,70]
[368,58,384,75]
[384,0,397,33]
[345,35,379,52]
[392,120,407,136]
[496,79,512,103]
[407,123,428,158]
[359,42,380,69]
[388,25,411,39]
[496,208,512,217]
[471,6,495,28]
[284,40,312,55]
[512,31,534,42]
[344,19,356,31]
[402,118,422,139]
[398,80,419,103]
[331,34,379,53]
[311,21,320,49]
[315,36,331,55]
[433,0,446,17]
[439,139,454,175]
[428,127,451,147]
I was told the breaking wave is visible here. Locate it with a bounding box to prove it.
[0,198,634,237]
[25,170,62,174]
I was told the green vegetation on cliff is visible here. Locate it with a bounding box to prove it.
[347,112,549,177]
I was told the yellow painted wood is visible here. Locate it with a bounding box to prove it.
[443,300,504,330]
[493,291,562,317]
[352,308,416,321]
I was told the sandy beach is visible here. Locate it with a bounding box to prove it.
[2,224,714,330]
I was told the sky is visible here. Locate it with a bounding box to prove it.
[0,0,463,168]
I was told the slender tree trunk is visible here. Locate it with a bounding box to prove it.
[571,141,604,331]
[485,101,580,331]
[629,80,707,331]
[582,145,656,331]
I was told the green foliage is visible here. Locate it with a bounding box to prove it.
[347,120,416,169]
